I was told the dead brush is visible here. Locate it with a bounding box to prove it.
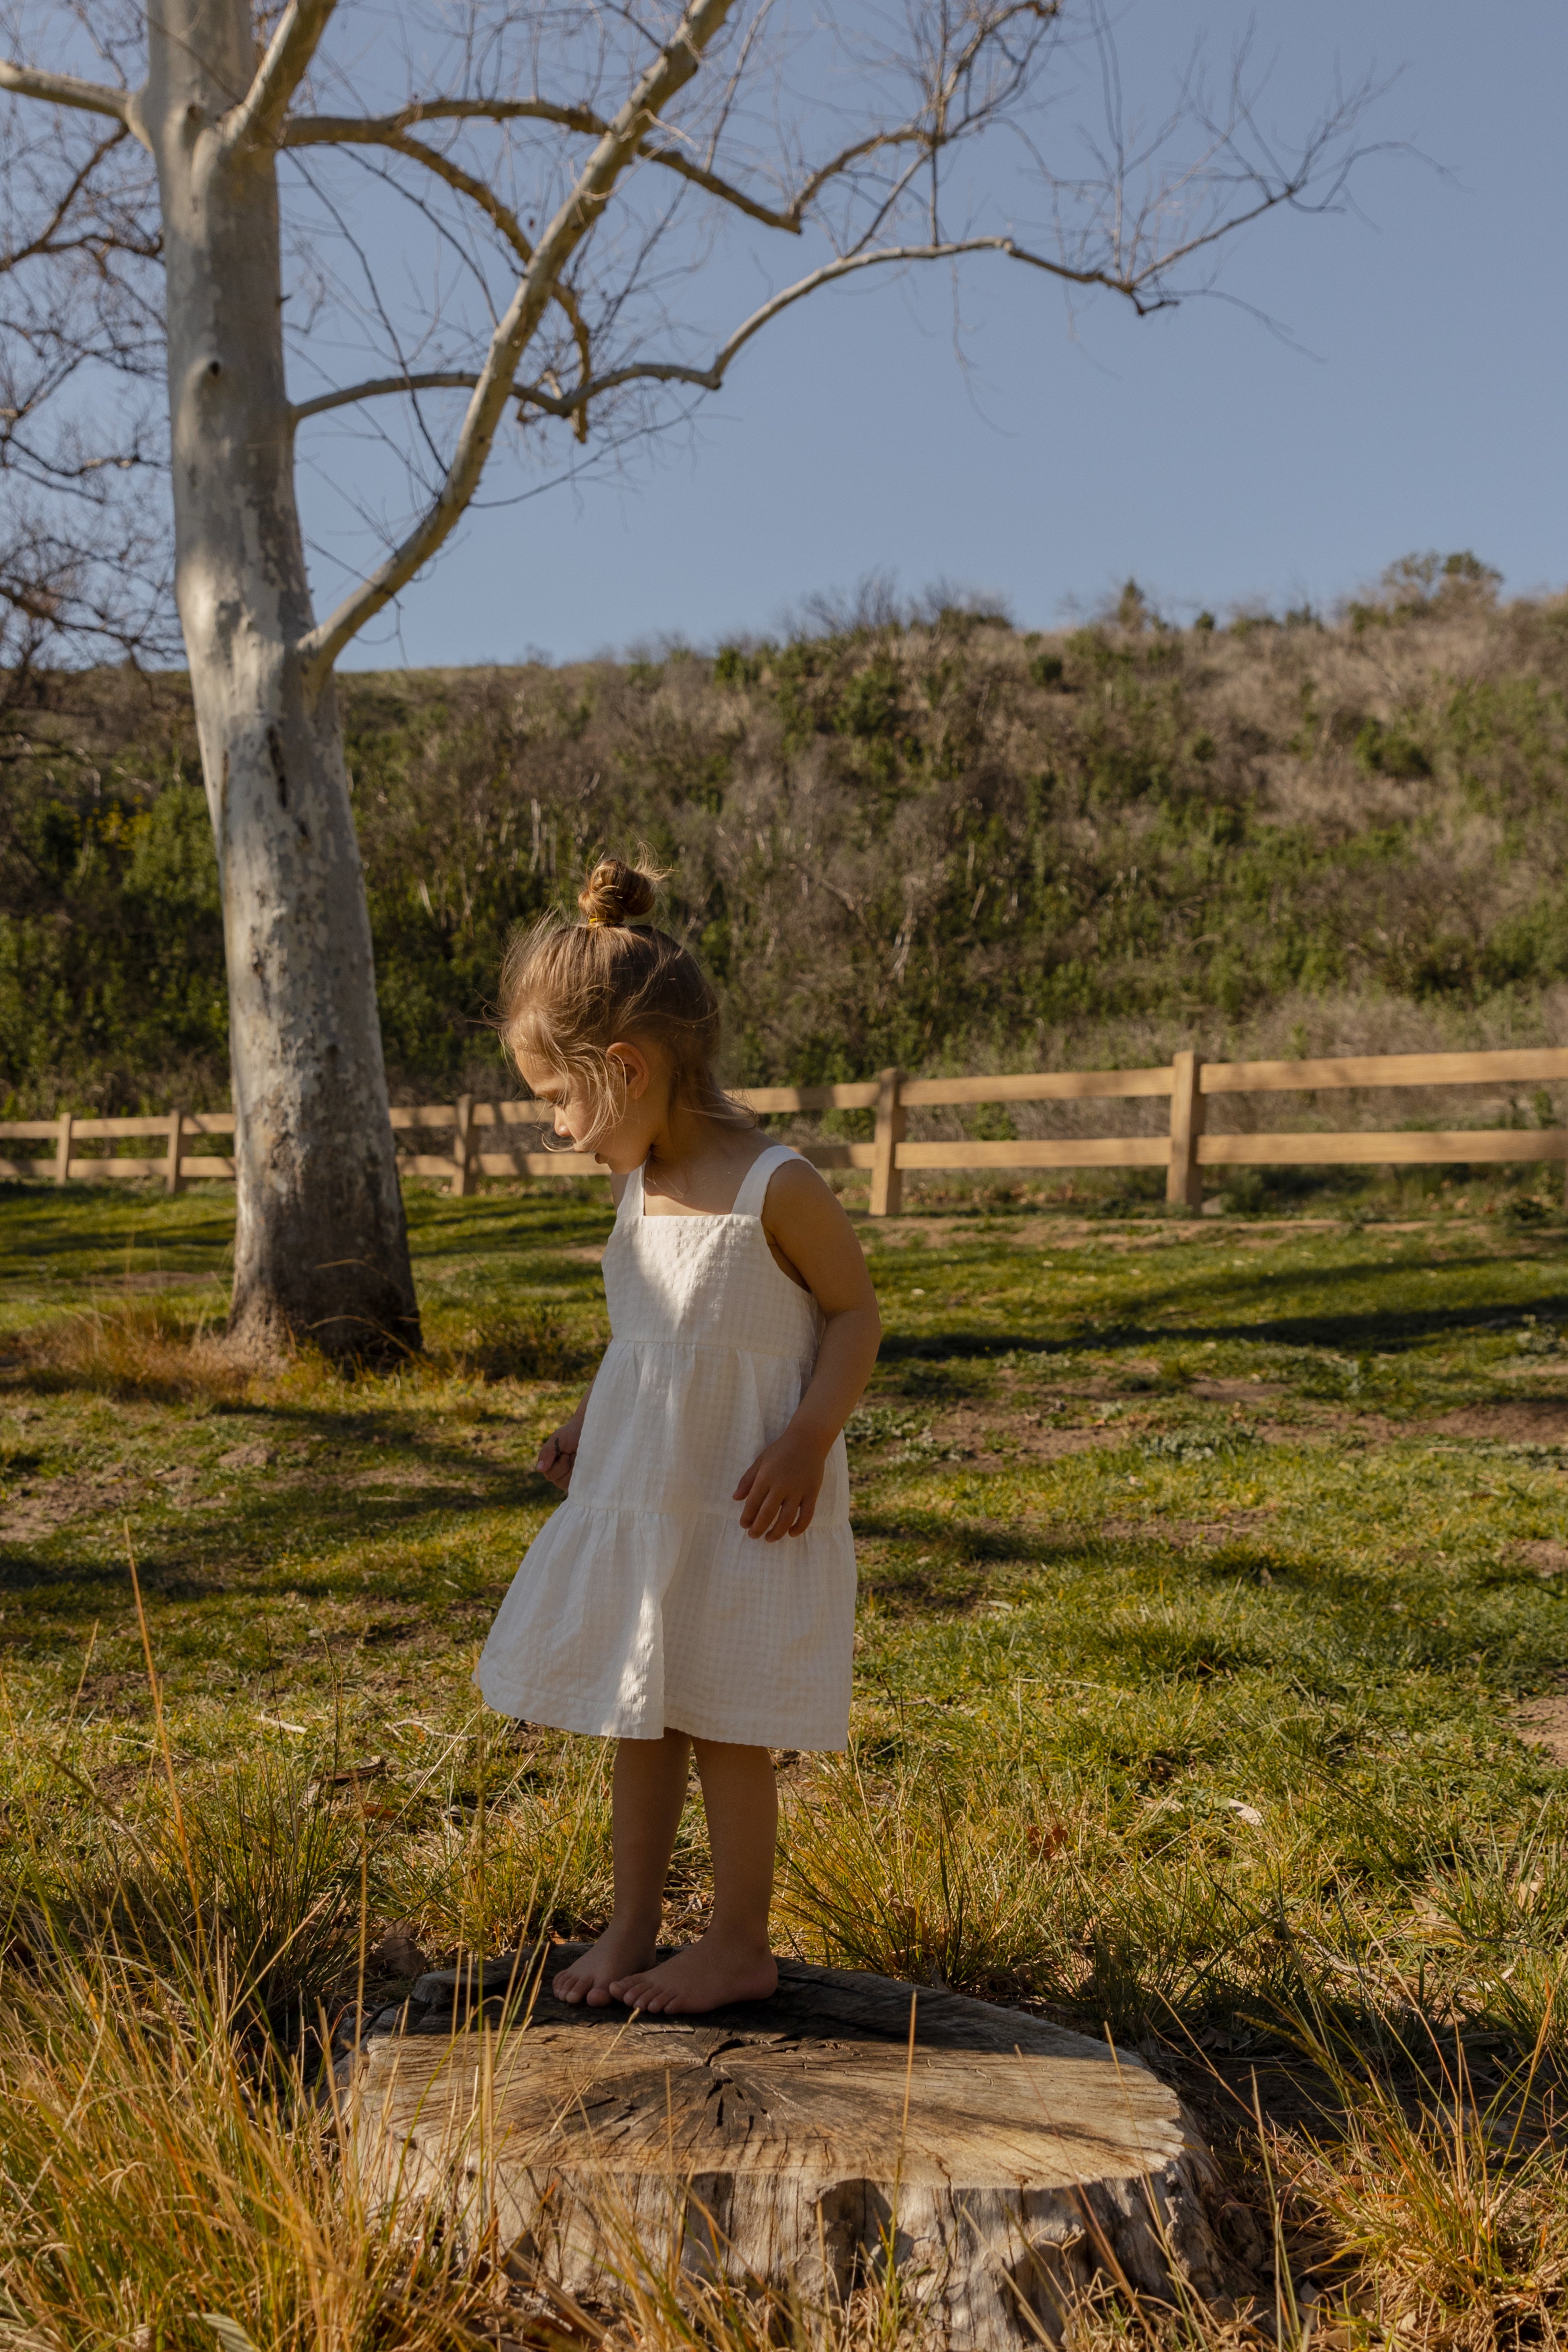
[386,1733,618,1954]
[6,1293,253,1407]
[0,1941,494,2352]
[1269,2004,1568,2352]
[775,1752,1078,1997]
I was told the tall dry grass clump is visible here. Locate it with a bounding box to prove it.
[777,1752,1079,1998]
[7,1294,254,1406]
[1272,2010,1568,2352]
[0,1952,488,2352]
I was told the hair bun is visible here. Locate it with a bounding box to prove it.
[579,858,658,928]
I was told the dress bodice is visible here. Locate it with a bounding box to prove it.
[601,1145,823,1363]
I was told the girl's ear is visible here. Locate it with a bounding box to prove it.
[608,1038,654,1101]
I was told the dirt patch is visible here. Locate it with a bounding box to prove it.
[0,1472,142,1539]
[1097,1511,1280,1549]
[1517,1540,1568,1578]
[1189,1379,1284,1403]
[1514,1694,1568,1765]
[1428,1402,1568,1443]
[932,1402,1135,1462]
[79,1673,153,1720]
[217,1440,272,1472]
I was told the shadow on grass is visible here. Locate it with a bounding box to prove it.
[878,1274,1568,1367]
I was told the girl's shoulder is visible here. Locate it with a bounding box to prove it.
[758,1151,853,1245]
[755,1148,828,1204]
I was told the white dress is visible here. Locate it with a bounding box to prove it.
[474,1144,857,1750]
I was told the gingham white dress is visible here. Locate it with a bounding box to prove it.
[474,1145,857,1749]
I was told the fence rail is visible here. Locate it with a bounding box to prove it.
[5,1046,1568,1209]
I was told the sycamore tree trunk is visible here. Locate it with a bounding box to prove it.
[144,0,418,1362]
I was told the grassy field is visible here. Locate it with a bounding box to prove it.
[7,1171,1568,2350]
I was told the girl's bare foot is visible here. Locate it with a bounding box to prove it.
[609,1928,777,2015]
[553,1919,659,2005]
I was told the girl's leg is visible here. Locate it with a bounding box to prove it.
[608,1737,779,2014]
[553,1730,690,2005]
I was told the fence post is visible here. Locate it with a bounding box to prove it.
[451,1094,475,1198]
[870,1067,905,1217]
[1167,1050,1204,1210]
[54,1110,73,1188]
[165,1108,185,1197]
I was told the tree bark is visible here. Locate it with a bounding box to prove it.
[144,0,418,1362]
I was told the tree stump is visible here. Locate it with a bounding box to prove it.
[346,1950,1222,2347]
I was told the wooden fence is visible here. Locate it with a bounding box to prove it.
[5,1046,1568,1210]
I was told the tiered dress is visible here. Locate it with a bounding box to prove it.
[474,1144,857,1750]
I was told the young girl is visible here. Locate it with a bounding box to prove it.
[474,859,881,2016]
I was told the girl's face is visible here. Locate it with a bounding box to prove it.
[517,1039,664,1172]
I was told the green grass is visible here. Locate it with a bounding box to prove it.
[8,1173,1568,2347]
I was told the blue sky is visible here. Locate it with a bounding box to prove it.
[325,0,1566,667]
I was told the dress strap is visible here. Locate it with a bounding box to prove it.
[732,1143,798,1220]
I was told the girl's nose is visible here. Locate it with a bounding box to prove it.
[555,1111,573,1138]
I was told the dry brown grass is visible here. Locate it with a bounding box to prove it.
[1275,2033,1568,2352]
[3,1294,257,1406]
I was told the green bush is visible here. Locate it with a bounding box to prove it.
[5,565,1568,1114]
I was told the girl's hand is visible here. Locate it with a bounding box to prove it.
[733,1430,828,1541]
[536,1424,581,1492]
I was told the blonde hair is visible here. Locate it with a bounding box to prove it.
[498,859,750,1145]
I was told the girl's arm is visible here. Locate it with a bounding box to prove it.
[733,1163,882,1541]
[536,1368,596,1490]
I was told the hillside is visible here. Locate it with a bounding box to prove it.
[3,554,1567,1122]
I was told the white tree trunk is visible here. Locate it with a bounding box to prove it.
[144,0,417,1361]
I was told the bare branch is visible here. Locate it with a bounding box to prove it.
[531,232,1164,407]
[286,99,601,146]
[0,122,138,269]
[286,99,803,234]
[298,0,738,692]
[290,143,1376,443]
[0,56,132,129]
[224,0,338,153]
[371,128,593,435]
[292,372,484,422]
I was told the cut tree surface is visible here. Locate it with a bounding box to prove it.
[347,1951,1221,2347]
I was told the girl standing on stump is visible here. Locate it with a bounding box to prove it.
[475,860,881,2015]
